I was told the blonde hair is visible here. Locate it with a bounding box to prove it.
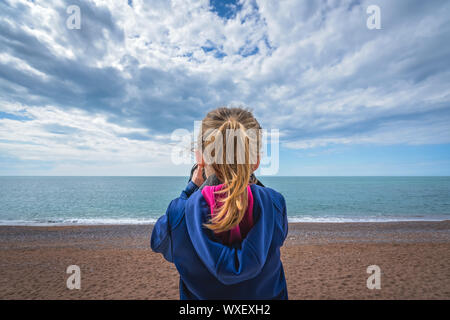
[199,107,261,233]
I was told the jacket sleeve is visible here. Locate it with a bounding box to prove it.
[150,181,199,262]
[271,190,288,245]
[281,195,288,240]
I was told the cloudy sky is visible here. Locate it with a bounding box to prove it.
[0,0,449,176]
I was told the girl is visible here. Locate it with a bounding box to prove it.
[151,107,288,299]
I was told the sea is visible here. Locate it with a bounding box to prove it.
[0,176,449,225]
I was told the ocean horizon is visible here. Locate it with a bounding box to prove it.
[0,176,449,226]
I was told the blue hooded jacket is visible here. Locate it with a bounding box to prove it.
[150,181,288,300]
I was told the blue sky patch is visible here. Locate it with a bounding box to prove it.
[210,0,243,19]
[0,111,31,121]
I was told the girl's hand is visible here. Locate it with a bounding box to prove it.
[192,164,205,187]
[192,150,205,187]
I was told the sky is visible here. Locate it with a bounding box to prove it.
[0,0,449,176]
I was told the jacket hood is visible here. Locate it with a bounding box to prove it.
[185,184,276,285]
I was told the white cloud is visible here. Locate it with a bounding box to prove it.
[0,103,172,166]
[0,0,450,174]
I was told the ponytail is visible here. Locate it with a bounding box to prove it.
[200,107,261,233]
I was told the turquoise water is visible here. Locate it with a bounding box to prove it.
[0,176,449,225]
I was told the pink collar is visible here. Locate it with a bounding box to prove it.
[201,184,254,245]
